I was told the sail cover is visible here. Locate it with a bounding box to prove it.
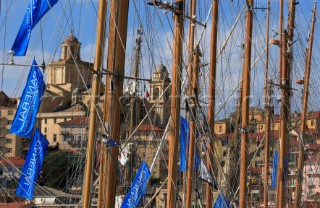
[10,59,45,138]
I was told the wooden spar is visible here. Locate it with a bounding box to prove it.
[186,45,200,208]
[278,0,283,86]
[104,1,130,207]
[294,5,317,208]
[276,30,289,208]
[185,1,196,207]
[263,1,271,207]
[129,27,142,137]
[98,0,118,206]
[166,0,184,207]
[287,0,296,74]
[187,0,196,83]
[82,0,107,207]
[207,1,218,207]
[126,27,143,185]
[239,0,254,207]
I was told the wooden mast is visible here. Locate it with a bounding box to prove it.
[239,1,254,207]
[129,26,143,137]
[278,0,284,86]
[185,0,196,207]
[294,5,317,208]
[186,45,200,208]
[276,30,289,208]
[104,1,130,207]
[287,0,296,75]
[98,0,117,206]
[82,0,107,207]
[263,1,271,207]
[126,27,143,186]
[167,0,184,207]
[207,0,218,207]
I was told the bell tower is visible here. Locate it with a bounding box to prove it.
[60,32,81,61]
[149,64,171,126]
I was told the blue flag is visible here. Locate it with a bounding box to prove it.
[106,138,119,147]
[11,0,59,56]
[121,161,151,208]
[271,151,279,189]
[180,116,189,171]
[180,116,200,171]
[10,59,45,138]
[213,193,230,208]
[16,127,49,199]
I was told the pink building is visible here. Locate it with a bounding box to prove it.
[302,147,320,202]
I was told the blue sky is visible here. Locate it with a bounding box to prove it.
[1,0,319,117]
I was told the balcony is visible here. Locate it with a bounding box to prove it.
[61,131,70,135]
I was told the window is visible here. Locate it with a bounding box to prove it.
[7,148,12,153]
[44,127,47,133]
[0,168,3,175]
[54,118,57,124]
[311,119,315,126]
[223,151,227,157]
[222,139,228,146]
[8,110,13,115]
[45,119,47,124]
[6,139,12,144]
[153,88,159,100]
[53,134,57,142]
[221,161,225,167]
[218,125,223,133]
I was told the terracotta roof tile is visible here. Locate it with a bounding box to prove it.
[0,202,34,208]
[136,125,164,132]
[0,157,24,166]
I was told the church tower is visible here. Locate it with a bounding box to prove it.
[46,33,92,92]
[149,64,171,127]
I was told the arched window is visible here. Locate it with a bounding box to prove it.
[154,88,159,100]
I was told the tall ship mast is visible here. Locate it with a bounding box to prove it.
[0,1,320,207]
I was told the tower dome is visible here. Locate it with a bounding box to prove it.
[155,64,168,73]
[152,64,170,81]
[60,32,81,61]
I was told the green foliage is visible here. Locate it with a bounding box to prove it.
[40,150,68,189]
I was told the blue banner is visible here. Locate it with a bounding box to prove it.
[121,161,151,208]
[180,116,200,171]
[180,116,189,171]
[271,151,279,189]
[10,59,45,138]
[11,0,59,56]
[16,127,49,199]
[213,193,230,208]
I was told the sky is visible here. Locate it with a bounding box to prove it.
[0,0,319,118]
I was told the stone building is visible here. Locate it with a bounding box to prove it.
[0,92,23,157]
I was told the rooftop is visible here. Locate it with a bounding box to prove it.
[136,125,164,132]
[0,157,25,166]
[59,117,89,125]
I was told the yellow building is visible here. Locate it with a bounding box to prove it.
[0,92,23,157]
